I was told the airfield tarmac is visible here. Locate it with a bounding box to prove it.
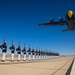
[0,56,74,75]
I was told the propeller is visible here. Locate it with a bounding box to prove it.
[49,18,54,23]
[59,17,64,21]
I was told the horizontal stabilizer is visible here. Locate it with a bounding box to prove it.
[61,29,70,32]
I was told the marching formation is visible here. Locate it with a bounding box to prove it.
[0,39,59,62]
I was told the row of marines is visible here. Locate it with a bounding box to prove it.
[0,40,59,62]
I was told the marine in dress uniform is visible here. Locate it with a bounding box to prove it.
[50,52,52,59]
[47,52,49,59]
[44,51,46,60]
[48,52,49,59]
[43,51,45,59]
[40,51,42,60]
[42,51,44,60]
[51,52,54,59]
[48,52,50,59]
[43,51,46,59]
[35,49,38,60]
[0,40,7,62]
[46,51,48,59]
[16,44,21,61]
[22,45,26,61]
[27,46,31,61]
[57,53,59,58]
[32,48,35,60]
[38,50,41,60]
[9,42,15,62]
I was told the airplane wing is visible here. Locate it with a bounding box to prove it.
[38,20,67,26]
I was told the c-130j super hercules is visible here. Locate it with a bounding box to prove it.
[38,10,75,32]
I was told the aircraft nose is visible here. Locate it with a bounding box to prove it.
[68,10,73,18]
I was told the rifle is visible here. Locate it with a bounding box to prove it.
[16,42,20,51]
[9,40,15,50]
[22,43,26,53]
[0,45,2,49]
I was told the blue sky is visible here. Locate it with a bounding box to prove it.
[0,0,75,55]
